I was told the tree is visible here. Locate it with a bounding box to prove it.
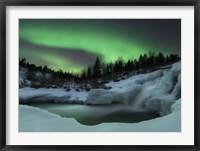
[102,64,107,76]
[147,51,156,68]
[134,59,139,70]
[125,60,134,71]
[169,54,180,63]
[19,58,27,66]
[142,54,148,67]
[87,67,92,79]
[138,54,143,68]
[43,65,48,72]
[105,64,111,75]
[114,57,124,73]
[156,52,165,66]
[81,72,87,79]
[93,57,102,78]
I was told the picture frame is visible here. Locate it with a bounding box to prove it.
[0,0,200,150]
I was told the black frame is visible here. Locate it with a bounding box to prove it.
[0,0,199,150]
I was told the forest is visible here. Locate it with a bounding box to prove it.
[19,51,180,83]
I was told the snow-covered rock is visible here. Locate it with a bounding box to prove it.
[86,85,141,105]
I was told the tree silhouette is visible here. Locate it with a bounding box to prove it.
[19,58,27,67]
[156,52,165,66]
[114,57,124,73]
[81,72,87,79]
[87,67,92,79]
[93,57,102,78]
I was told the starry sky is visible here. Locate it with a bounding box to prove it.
[19,19,181,73]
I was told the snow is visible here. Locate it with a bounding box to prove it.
[19,104,181,132]
[19,87,88,103]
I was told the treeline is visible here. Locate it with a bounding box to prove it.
[19,58,75,80]
[80,52,180,80]
[20,51,180,82]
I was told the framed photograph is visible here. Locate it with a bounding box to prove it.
[1,0,200,150]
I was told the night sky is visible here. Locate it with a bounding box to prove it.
[19,19,181,73]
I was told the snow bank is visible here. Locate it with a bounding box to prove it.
[144,62,181,116]
[19,87,88,103]
[19,105,181,132]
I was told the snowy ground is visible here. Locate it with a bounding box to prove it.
[19,62,181,132]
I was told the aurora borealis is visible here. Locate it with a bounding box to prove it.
[19,19,181,73]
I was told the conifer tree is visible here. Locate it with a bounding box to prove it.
[93,57,102,78]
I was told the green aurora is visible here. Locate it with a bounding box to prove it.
[19,19,181,73]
